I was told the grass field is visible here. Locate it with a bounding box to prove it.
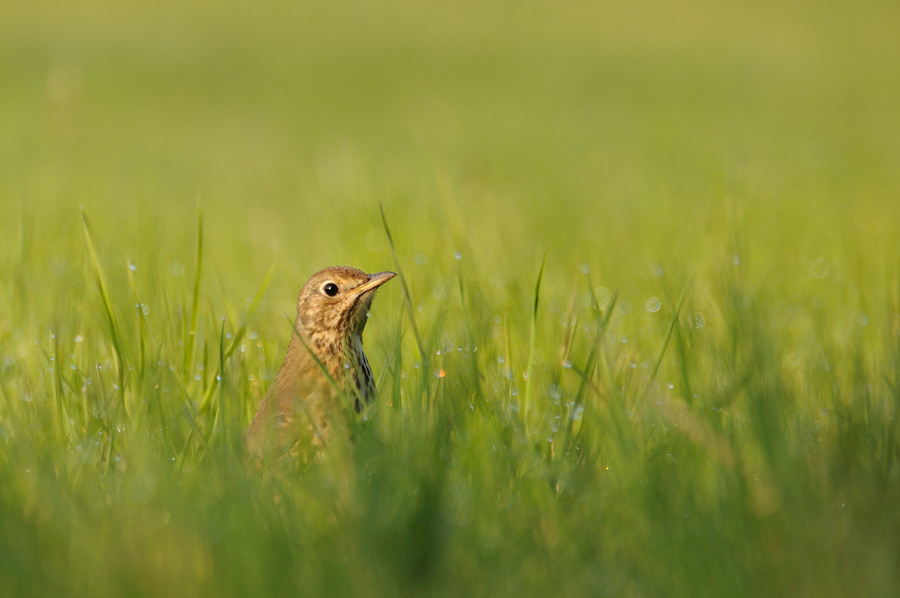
[2,0,900,596]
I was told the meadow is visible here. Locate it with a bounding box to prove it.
[1,0,900,596]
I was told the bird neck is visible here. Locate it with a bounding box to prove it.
[294,323,374,410]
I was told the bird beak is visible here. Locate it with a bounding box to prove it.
[351,271,397,296]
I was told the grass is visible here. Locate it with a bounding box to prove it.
[1,0,900,596]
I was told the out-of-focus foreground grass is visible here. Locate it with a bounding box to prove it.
[1,0,899,596]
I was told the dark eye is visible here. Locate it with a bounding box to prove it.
[323,283,339,297]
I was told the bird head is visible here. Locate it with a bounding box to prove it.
[296,266,396,345]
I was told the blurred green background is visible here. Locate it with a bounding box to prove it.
[1,0,900,596]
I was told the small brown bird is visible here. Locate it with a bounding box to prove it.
[245,266,395,461]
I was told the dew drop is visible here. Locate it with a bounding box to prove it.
[809,258,830,279]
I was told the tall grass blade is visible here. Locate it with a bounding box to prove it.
[379,202,426,360]
[650,274,693,380]
[126,263,148,379]
[184,203,203,383]
[523,250,548,423]
[81,208,127,415]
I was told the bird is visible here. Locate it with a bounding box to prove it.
[244,266,396,462]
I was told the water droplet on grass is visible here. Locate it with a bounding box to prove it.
[809,258,830,279]
[646,297,662,313]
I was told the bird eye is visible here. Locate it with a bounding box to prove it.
[323,283,339,297]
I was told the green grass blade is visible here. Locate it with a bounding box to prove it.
[523,250,548,422]
[81,208,127,415]
[184,203,203,383]
[650,274,693,380]
[380,202,426,360]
